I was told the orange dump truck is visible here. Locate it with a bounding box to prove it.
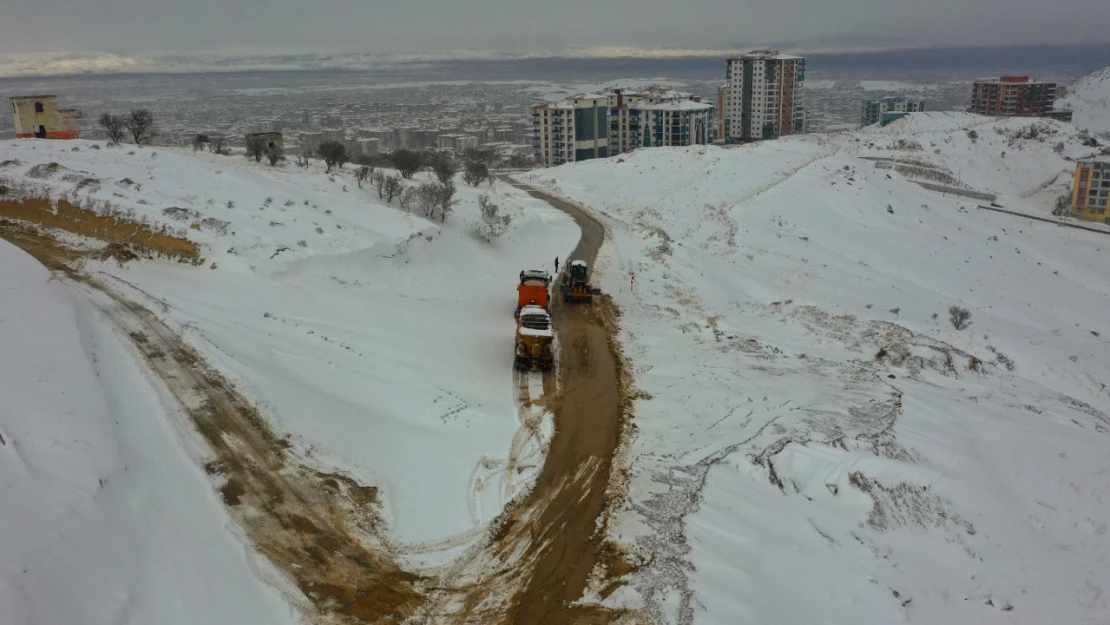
[516,269,552,317]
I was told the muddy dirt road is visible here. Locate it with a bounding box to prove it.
[500,183,626,625]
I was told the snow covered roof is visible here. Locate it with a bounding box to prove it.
[634,100,714,112]
[727,49,803,61]
[570,260,587,267]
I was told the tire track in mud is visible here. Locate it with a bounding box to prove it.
[495,183,632,625]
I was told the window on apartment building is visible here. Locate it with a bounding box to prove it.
[34,101,44,113]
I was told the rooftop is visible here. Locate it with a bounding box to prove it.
[727,49,804,61]
[974,76,1055,85]
[634,100,714,112]
[9,95,58,101]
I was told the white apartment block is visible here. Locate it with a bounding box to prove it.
[724,50,806,142]
[608,88,714,155]
[861,96,926,127]
[532,94,609,167]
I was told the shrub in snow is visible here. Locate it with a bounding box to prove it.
[949,306,972,330]
[476,194,512,242]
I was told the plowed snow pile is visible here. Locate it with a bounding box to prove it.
[526,112,1110,624]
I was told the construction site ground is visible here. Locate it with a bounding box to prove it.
[0,184,636,625]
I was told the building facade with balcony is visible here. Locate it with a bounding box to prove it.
[608,88,714,155]
[970,76,1058,118]
[1072,155,1110,223]
[723,50,806,142]
[861,96,926,127]
[532,94,609,167]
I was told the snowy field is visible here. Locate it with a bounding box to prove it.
[525,112,1110,624]
[0,140,578,554]
[1060,65,1110,136]
[0,239,300,625]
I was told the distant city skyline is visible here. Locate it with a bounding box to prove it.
[2,0,1108,58]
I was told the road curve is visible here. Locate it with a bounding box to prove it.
[505,181,624,625]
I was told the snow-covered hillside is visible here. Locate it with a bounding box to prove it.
[0,140,578,553]
[0,239,299,625]
[525,112,1110,624]
[1059,64,1110,136]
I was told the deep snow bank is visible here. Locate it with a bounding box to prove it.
[525,114,1110,624]
[0,239,299,625]
[1058,64,1110,136]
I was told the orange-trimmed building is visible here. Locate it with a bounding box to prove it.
[1071,155,1110,223]
[723,50,806,142]
[10,95,81,140]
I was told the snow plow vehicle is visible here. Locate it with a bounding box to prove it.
[561,260,598,303]
[516,269,552,317]
[515,304,555,371]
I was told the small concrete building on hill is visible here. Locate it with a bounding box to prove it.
[10,95,82,139]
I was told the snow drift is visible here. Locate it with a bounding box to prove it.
[525,112,1110,624]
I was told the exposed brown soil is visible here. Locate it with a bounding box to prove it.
[0,224,422,624]
[0,197,200,259]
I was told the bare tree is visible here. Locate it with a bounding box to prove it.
[463,160,490,186]
[98,113,127,145]
[416,183,439,218]
[507,153,534,170]
[210,136,230,155]
[125,109,156,146]
[948,306,972,331]
[317,140,349,172]
[384,175,403,203]
[392,149,423,179]
[398,186,417,212]
[477,193,512,241]
[192,134,210,152]
[245,138,266,162]
[431,154,457,184]
[370,170,387,199]
[266,144,285,166]
[433,180,459,222]
[356,165,371,188]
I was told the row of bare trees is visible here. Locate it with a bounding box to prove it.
[98,109,156,146]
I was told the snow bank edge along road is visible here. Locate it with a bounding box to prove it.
[0,238,300,625]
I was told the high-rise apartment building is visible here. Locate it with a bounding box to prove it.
[861,96,926,127]
[970,76,1058,117]
[608,88,714,156]
[532,94,609,167]
[723,50,805,142]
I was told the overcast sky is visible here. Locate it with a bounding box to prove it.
[2,0,1108,56]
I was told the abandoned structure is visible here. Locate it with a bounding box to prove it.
[245,132,284,151]
[10,96,82,139]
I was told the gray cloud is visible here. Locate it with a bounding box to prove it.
[1,0,1108,56]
